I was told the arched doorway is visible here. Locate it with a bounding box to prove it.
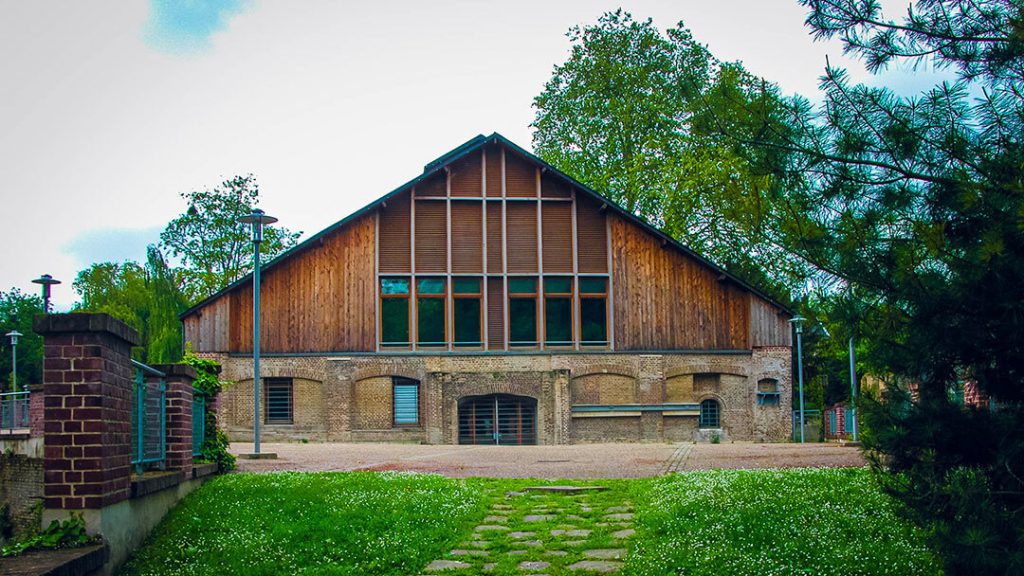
[458,394,537,445]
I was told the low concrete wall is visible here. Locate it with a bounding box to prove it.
[42,474,210,576]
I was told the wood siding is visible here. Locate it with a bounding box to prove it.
[414,199,447,272]
[611,213,759,350]
[542,201,573,273]
[223,213,376,353]
[451,201,483,272]
[750,297,792,347]
[576,194,608,273]
[506,201,538,273]
[378,190,411,273]
[182,297,230,352]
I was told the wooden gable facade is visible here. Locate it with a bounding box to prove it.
[182,134,791,354]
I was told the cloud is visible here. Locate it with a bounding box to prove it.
[144,0,249,54]
[63,226,164,269]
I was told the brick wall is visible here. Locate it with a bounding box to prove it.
[212,349,792,444]
[0,453,43,542]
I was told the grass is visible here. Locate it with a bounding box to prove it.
[624,467,943,576]
[117,472,484,576]
[118,468,943,576]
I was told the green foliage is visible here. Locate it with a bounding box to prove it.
[533,10,805,301]
[626,468,942,575]
[0,512,93,557]
[73,247,187,364]
[0,288,43,392]
[117,472,483,576]
[181,349,235,473]
[159,174,300,303]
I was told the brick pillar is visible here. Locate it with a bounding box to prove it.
[153,364,196,478]
[29,384,44,437]
[34,313,139,510]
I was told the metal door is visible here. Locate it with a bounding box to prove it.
[458,394,536,445]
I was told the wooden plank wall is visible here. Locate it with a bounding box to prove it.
[610,213,754,350]
[225,213,376,353]
[750,297,792,347]
[182,297,230,352]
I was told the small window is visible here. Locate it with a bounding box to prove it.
[757,378,780,406]
[544,277,573,347]
[417,277,446,346]
[265,378,293,424]
[454,278,482,347]
[509,277,537,294]
[509,277,538,347]
[393,377,420,426]
[579,277,608,346]
[380,277,410,347]
[699,399,720,428]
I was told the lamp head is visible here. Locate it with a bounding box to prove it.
[238,208,278,243]
[6,330,22,345]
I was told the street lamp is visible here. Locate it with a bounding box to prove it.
[790,315,806,443]
[32,274,61,313]
[5,331,21,393]
[238,208,277,457]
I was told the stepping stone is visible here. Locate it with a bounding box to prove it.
[524,515,555,522]
[566,514,584,521]
[568,560,622,573]
[450,549,489,556]
[519,561,551,570]
[612,528,636,539]
[493,504,513,510]
[508,550,528,556]
[506,491,527,498]
[544,550,568,557]
[580,506,593,513]
[604,513,634,521]
[513,540,543,547]
[583,549,627,560]
[483,563,497,572]
[466,541,489,548]
[510,531,537,539]
[604,506,631,513]
[476,525,509,531]
[426,559,472,571]
[524,486,607,493]
[551,529,591,537]
[484,515,509,523]
[564,540,587,546]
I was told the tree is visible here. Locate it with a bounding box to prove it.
[74,246,188,364]
[0,289,43,392]
[160,175,300,302]
[532,11,806,299]
[707,1,1023,571]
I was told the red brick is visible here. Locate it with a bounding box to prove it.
[63,421,82,433]
[45,483,70,496]
[72,433,102,446]
[64,497,83,509]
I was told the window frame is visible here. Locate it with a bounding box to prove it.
[263,377,294,425]
[416,277,447,348]
[699,398,721,429]
[452,277,483,349]
[379,277,412,349]
[543,276,574,348]
[392,377,421,427]
[508,277,539,348]
[578,276,609,348]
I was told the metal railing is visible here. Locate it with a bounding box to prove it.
[192,391,206,457]
[792,409,823,442]
[131,360,166,473]
[1,390,30,431]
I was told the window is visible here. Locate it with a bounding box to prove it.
[264,378,293,424]
[508,277,538,347]
[453,278,482,347]
[757,378,781,406]
[829,410,837,434]
[417,277,446,346]
[579,277,608,346]
[380,278,410,347]
[393,377,420,426]
[544,277,573,346]
[699,399,721,428]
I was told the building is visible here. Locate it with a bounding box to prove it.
[181,133,793,445]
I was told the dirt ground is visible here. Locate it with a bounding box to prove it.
[229,441,865,479]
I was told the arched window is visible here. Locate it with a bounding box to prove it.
[699,399,721,428]
[757,378,781,405]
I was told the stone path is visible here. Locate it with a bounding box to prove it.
[422,490,636,575]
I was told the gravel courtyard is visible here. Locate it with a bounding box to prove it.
[230,441,865,478]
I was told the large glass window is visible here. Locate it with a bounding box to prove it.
[417,277,446,346]
[264,378,293,424]
[699,399,721,428]
[453,278,482,347]
[393,377,420,426]
[544,277,573,347]
[380,277,410,347]
[508,277,538,347]
[579,277,608,346]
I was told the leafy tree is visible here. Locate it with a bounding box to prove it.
[73,246,188,364]
[0,289,43,392]
[703,1,1023,571]
[160,174,300,302]
[532,11,805,299]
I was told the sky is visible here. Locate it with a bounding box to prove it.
[0,0,954,310]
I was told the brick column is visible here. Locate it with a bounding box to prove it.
[153,364,197,478]
[29,384,44,437]
[34,313,139,510]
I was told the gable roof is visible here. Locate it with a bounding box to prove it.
[181,132,791,319]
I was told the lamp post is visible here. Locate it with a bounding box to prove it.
[790,315,806,443]
[238,208,277,457]
[5,331,21,393]
[32,274,61,313]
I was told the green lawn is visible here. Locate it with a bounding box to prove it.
[117,472,484,576]
[625,468,943,576]
[119,468,942,576]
